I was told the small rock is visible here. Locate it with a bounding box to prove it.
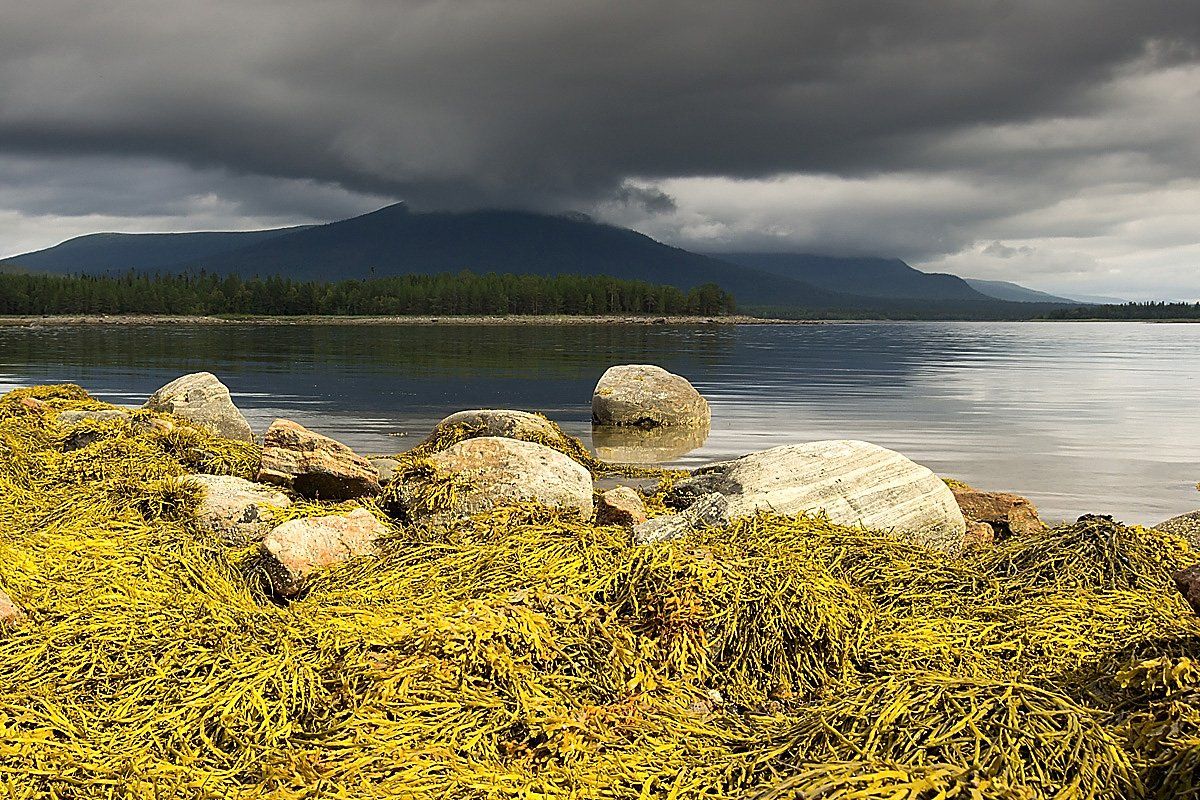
[260,508,389,597]
[0,588,26,628]
[258,419,381,500]
[369,457,400,486]
[591,364,710,428]
[143,372,254,442]
[18,397,48,412]
[1155,511,1200,551]
[633,492,730,545]
[667,440,967,553]
[952,488,1045,538]
[182,474,293,546]
[596,486,649,526]
[422,409,562,448]
[964,520,996,549]
[397,436,593,521]
[1173,564,1200,615]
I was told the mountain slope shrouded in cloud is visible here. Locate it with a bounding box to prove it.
[0,203,1078,318]
[715,253,987,302]
[964,278,1078,304]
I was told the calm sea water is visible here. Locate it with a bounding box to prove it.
[2,320,1197,525]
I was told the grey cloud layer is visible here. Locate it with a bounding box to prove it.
[1,1,1198,295]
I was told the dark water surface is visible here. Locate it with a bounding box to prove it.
[2,320,1198,525]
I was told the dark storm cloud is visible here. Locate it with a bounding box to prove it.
[1,1,1199,295]
[2,0,1197,207]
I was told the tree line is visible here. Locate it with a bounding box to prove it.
[1043,302,1200,320]
[0,271,736,317]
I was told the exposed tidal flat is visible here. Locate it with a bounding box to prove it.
[3,319,1199,524]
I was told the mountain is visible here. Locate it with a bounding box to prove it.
[715,253,987,301]
[3,228,307,274]
[964,278,1076,304]
[0,203,1081,317]
[2,204,850,308]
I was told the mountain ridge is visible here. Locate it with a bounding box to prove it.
[1,203,1083,318]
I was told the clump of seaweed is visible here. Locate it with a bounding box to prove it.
[2,383,1200,798]
[977,514,1196,592]
[752,674,1137,799]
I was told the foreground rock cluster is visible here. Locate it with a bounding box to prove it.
[2,372,1200,799]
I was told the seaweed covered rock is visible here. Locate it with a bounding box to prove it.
[0,588,25,628]
[260,508,389,596]
[669,440,967,553]
[182,473,293,546]
[393,436,594,521]
[592,364,709,428]
[143,372,254,442]
[257,419,381,500]
[596,486,649,527]
[58,408,132,427]
[952,486,1045,538]
[980,514,1195,592]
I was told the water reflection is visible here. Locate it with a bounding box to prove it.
[2,320,1200,524]
[590,423,710,464]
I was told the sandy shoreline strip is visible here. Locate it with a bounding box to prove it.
[0,313,824,326]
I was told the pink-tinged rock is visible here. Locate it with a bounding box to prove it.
[596,486,649,526]
[1175,564,1200,616]
[260,508,389,596]
[0,588,26,628]
[258,419,380,500]
[952,488,1045,538]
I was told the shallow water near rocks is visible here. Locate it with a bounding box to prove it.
[2,320,1198,525]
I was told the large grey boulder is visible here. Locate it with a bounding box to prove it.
[634,492,730,545]
[422,409,562,447]
[182,474,293,546]
[1155,511,1200,550]
[143,372,254,442]
[668,440,967,553]
[396,436,593,521]
[260,508,389,596]
[592,365,709,428]
[258,419,381,501]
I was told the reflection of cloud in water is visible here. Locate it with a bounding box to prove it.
[591,423,709,464]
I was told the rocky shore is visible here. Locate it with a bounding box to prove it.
[1,367,1198,798]
[0,313,823,327]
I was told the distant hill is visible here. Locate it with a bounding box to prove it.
[0,203,1082,318]
[716,253,987,301]
[965,278,1076,304]
[3,228,307,274]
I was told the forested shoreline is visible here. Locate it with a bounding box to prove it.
[0,270,735,317]
[1043,301,1200,320]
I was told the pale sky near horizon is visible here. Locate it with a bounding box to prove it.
[1,1,1198,300]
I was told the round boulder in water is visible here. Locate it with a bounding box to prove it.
[591,364,709,428]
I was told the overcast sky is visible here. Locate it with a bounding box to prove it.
[1,1,1198,299]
